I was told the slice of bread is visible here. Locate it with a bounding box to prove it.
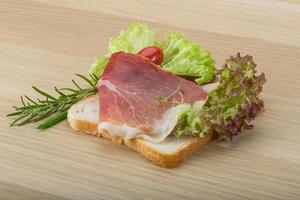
[68,94,214,168]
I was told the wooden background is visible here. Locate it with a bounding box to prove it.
[0,0,299,199]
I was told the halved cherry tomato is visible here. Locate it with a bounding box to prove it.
[137,46,164,65]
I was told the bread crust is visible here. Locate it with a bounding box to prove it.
[100,129,124,145]
[126,131,213,168]
[67,95,215,168]
[68,118,100,137]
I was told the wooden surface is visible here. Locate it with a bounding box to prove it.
[0,0,300,199]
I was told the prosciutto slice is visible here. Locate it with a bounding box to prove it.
[98,52,208,142]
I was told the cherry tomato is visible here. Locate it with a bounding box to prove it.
[137,46,164,65]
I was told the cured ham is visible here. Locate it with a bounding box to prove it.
[97,52,208,142]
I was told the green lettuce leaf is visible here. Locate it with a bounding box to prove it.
[158,32,215,85]
[89,55,110,78]
[89,23,215,85]
[89,22,158,76]
[175,53,266,139]
[108,22,158,54]
[175,104,208,137]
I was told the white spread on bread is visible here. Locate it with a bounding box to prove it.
[68,95,99,122]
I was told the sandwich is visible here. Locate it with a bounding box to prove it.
[8,22,266,168]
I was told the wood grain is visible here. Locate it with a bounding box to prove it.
[0,0,299,199]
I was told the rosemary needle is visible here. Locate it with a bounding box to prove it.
[37,110,68,129]
[154,80,182,106]
[7,74,99,129]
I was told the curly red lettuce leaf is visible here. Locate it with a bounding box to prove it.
[175,53,266,140]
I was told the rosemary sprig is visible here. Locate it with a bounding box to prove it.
[154,80,182,106]
[7,74,99,129]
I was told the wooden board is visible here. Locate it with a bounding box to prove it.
[0,0,299,199]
